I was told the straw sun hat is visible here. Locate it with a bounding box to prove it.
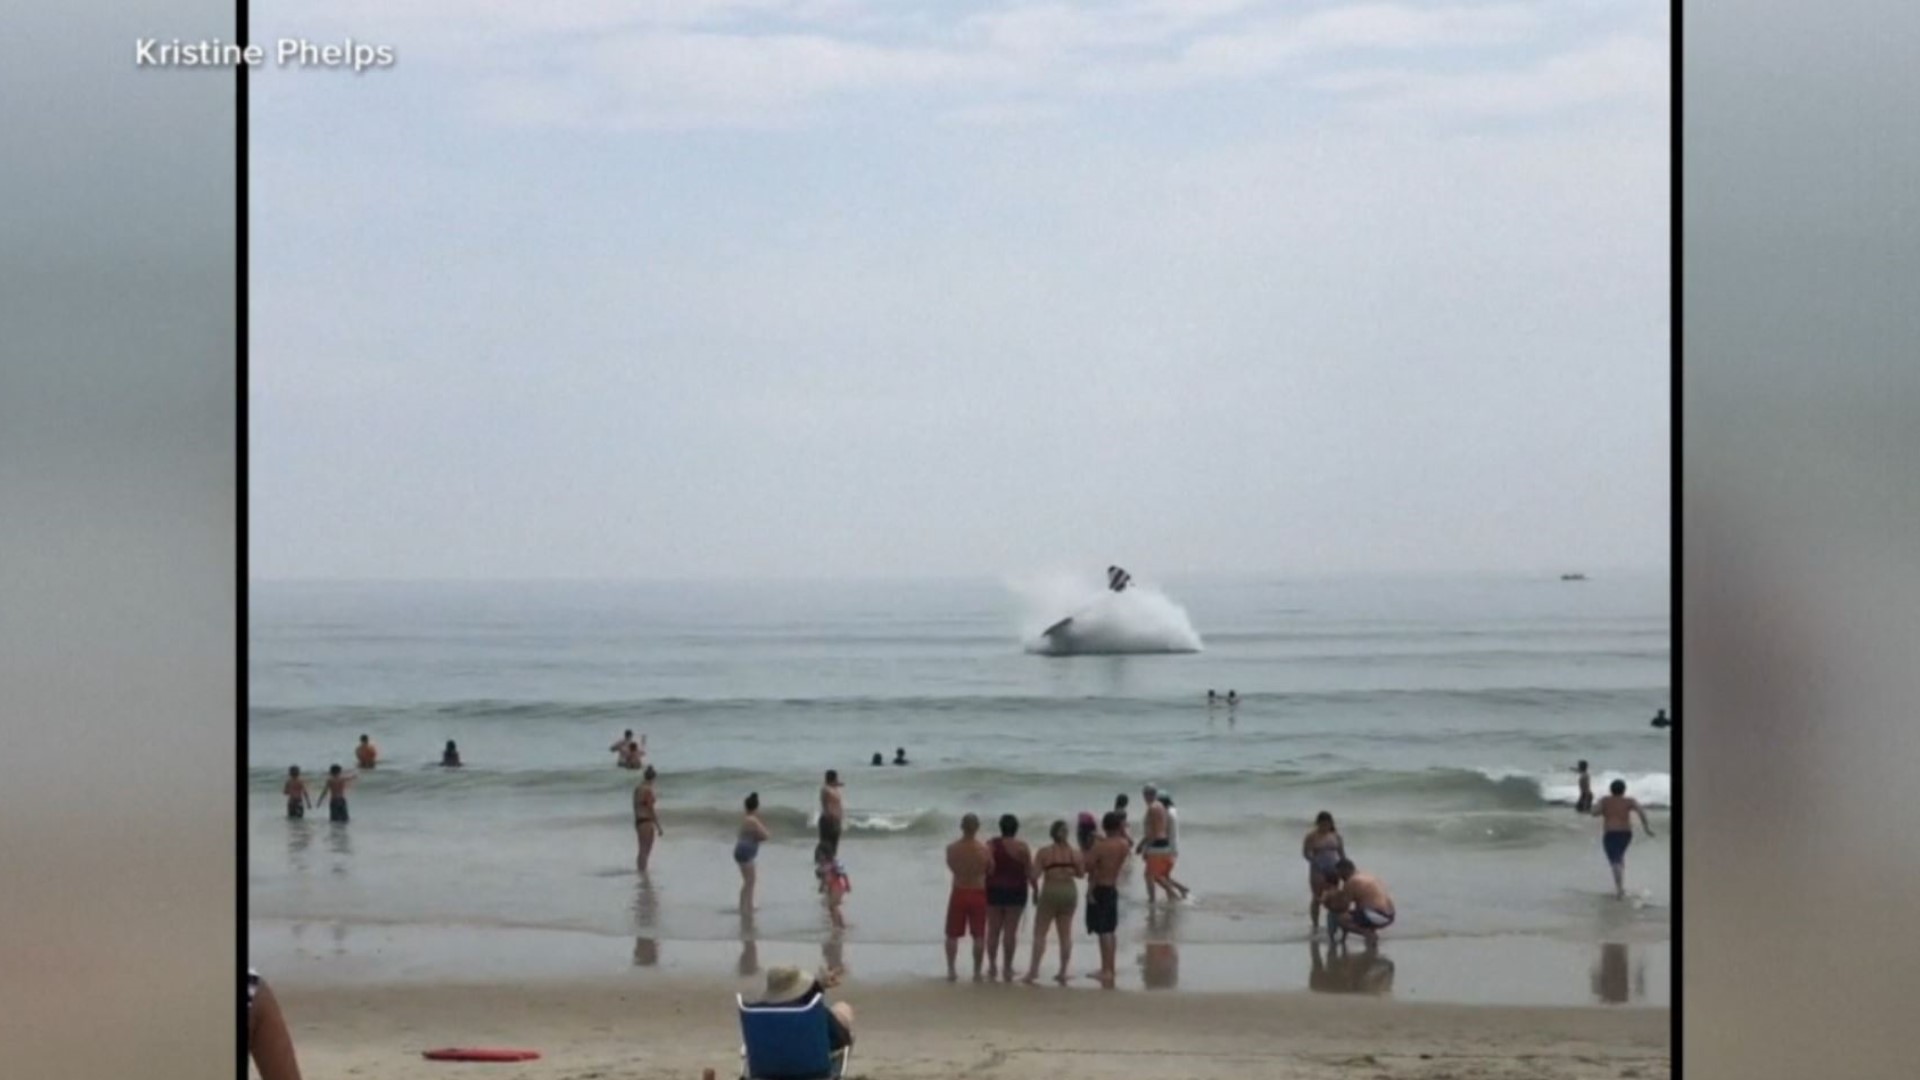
[761,966,814,1004]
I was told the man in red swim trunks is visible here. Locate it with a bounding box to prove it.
[944,813,992,981]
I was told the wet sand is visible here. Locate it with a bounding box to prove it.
[271,973,1670,1080]
[251,918,1669,1007]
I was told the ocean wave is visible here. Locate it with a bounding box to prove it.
[248,762,1669,811]
[249,685,1667,728]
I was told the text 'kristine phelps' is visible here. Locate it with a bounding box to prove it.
[135,38,396,73]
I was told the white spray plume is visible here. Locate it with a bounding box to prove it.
[1006,571,1204,655]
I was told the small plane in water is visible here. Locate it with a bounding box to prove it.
[1042,566,1132,641]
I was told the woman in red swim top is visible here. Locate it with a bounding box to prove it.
[984,814,1033,983]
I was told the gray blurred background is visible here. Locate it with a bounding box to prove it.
[1686,1,1920,1077]
[0,2,235,1077]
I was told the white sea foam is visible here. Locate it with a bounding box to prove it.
[1008,571,1204,655]
[1485,767,1671,808]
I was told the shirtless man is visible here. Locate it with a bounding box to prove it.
[319,764,354,824]
[1323,859,1395,945]
[354,735,378,770]
[1593,779,1655,899]
[283,766,312,819]
[1083,811,1131,987]
[611,730,645,769]
[819,770,845,860]
[1574,761,1594,814]
[1136,785,1184,903]
[944,814,993,981]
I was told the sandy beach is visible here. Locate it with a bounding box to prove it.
[274,974,1669,1080]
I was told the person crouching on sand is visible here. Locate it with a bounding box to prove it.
[984,814,1033,981]
[1084,811,1130,987]
[354,734,377,770]
[633,766,662,874]
[1323,858,1395,945]
[734,792,770,912]
[943,813,992,981]
[1024,819,1084,985]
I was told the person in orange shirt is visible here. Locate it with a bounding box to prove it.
[354,734,378,770]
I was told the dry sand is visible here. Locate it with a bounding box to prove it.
[273,975,1669,1080]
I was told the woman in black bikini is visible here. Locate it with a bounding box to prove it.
[634,766,662,874]
[1023,820,1084,985]
[983,814,1032,982]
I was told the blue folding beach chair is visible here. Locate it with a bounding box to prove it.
[737,992,851,1080]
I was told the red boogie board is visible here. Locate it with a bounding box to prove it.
[422,1048,542,1062]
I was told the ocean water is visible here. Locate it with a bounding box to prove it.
[248,574,1671,979]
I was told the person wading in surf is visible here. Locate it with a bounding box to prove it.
[633,766,662,875]
[1303,811,1347,935]
[1593,779,1655,899]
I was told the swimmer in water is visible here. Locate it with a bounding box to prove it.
[611,730,645,770]
[354,735,377,770]
[893,747,909,766]
[440,740,462,768]
[1303,811,1346,933]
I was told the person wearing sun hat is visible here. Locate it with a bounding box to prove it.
[754,965,855,1051]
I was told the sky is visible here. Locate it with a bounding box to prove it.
[248,0,1670,581]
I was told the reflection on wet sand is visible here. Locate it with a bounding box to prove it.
[1590,942,1644,1005]
[326,823,352,875]
[738,911,759,976]
[1308,939,1395,996]
[286,820,312,872]
[822,933,845,976]
[1139,904,1180,989]
[632,880,660,967]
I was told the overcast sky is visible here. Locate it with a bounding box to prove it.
[249,0,1669,581]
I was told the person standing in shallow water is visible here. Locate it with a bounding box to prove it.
[943,813,992,981]
[283,766,311,819]
[440,740,462,767]
[319,764,353,823]
[1574,761,1594,814]
[734,791,770,912]
[1593,779,1655,899]
[984,814,1033,981]
[354,734,377,770]
[633,766,662,874]
[1083,811,1130,987]
[1303,811,1345,933]
[1024,819,1084,985]
[818,770,845,860]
